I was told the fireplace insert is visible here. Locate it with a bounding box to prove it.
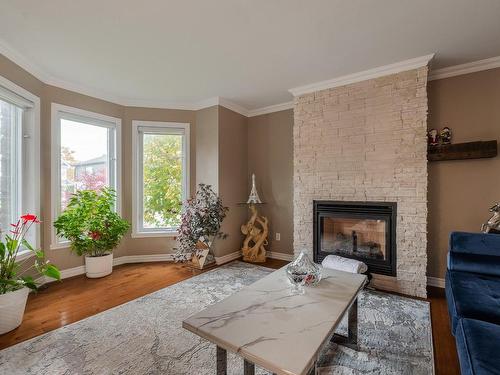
[313,201,397,276]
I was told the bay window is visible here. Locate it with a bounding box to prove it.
[0,77,40,252]
[51,104,121,248]
[132,121,189,237]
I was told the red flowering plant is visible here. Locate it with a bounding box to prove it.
[0,214,60,294]
[53,188,130,257]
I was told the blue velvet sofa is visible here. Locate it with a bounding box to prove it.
[446,231,500,375]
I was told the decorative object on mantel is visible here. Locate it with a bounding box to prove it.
[286,251,322,293]
[174,184,228,269]
[427,140,497,162]
[440,126,452,145]
[321,254,368,274]
[240,174,268,263]
[427,129,440,147]
[481,203,500,234]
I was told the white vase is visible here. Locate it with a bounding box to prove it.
[0,287,30,334]
[85,253,113,278]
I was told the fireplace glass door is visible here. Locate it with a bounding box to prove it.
[320,216,387,260]
[313,201,396,276]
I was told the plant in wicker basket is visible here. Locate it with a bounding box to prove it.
[174,184,228,267]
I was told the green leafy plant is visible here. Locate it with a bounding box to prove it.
[143,133,183,227]
[53,188,130,257]
[0,214,60,294]
[174,184,228,261]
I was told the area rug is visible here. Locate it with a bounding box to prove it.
[0,262,434,374]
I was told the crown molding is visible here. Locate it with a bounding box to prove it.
[218,97,249,117]
[192,96,220,110]
[428,55,500,81]
[0,38,54,84]
[289,54,435,97]
[248,101,294,117]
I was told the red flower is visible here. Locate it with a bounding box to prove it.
[89,231,101,240]
[21,214,39,223]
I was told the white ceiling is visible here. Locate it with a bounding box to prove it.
[1,0,500,111]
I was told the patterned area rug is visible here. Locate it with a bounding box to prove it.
[0,262,434,374]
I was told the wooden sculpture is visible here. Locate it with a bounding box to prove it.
[241,204,268,262]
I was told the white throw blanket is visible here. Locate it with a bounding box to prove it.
[321,254,368,274]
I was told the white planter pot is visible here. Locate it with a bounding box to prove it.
[85,253,113,278]
[0,287,30,334]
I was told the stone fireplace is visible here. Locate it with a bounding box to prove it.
[313,200,397,276]
[293,65,429,298]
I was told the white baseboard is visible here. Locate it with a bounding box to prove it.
[40,254,174,284]
[213,250,294,264]
[267,251,294,261]
[60,265,86,279]
[113,254,174,266]
[215,251,242,265]
[427,276,445,288]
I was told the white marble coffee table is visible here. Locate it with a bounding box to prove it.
[183,266,367,375]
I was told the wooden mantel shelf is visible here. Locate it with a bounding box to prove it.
[428,140,497,162]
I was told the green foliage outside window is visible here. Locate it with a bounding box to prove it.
[142,134,183,228]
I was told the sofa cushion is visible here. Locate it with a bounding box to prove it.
[446,270,500,334]
[455,318,500,375]
[448,252,500,277]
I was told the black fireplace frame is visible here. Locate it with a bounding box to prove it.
[313,200,397,276]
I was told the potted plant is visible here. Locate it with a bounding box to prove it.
[0,214,60,334]
[53,188,130,278]
[174,184,228,269]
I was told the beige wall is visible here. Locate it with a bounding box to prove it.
[247,110,294,255]
[427,67,500,279]
[195,106,219,191]
[0,54,43,97]
[217,107,248,257]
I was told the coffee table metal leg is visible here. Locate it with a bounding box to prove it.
[243,359,255,375]
[332,297,358,350]
[306,360,317,375]
[216,346,227,375]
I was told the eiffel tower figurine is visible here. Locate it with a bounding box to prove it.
[247,173,262,204]
[241,174,268,262]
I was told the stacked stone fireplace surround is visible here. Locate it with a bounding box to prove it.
[293,66,429,298]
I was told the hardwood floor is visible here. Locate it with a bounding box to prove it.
[0,259,459,374]
[428,286,461,375]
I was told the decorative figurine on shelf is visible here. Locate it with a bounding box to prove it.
[440,127,452,145]
[247,173,262,204]
[481,203,500,234]
[241,174,268,263]
[427,129,440,147]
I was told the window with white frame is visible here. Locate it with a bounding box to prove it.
[52,104,121,247]
[0,77,40,250]
[132,121,189,237]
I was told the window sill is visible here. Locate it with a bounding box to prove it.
[50,242,71,250]
[131,231,178,239]
[15,250,34,262]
